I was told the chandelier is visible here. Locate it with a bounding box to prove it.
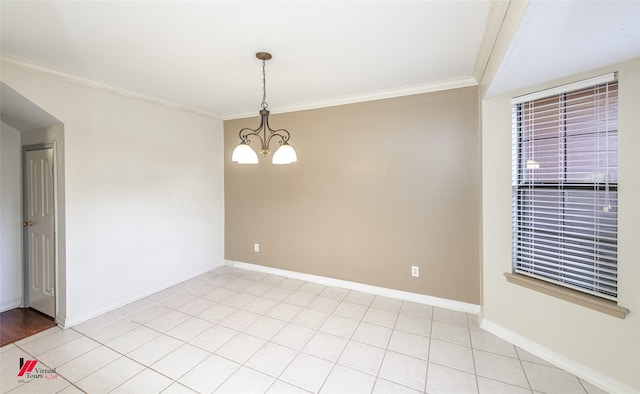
[231,52,297,164]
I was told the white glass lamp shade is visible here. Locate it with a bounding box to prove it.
[232,142,259,164]
[272,143,297,164]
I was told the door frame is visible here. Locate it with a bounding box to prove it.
[22,143,58,320]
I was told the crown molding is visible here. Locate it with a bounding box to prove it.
[0,54,222,120]
[222,76,479,120]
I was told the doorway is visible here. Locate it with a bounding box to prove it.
[23,145,56,318]
[2,83,66,328]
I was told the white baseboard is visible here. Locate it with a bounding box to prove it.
[0,297,22,313]
[224,260,480,314]
[63,260,225,328]
[481,319,638,394]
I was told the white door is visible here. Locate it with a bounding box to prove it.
[24,148,55,317]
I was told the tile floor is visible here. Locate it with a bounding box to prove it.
[0,266,608,394]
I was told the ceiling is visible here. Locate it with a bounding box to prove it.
[488,0,640,97]
[1,1,639,122]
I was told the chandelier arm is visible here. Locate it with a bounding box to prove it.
[265,130,289,147]
[263,109,291,144]
[265,126,291,145]
[238,111,267,144]
[238,127,260,140]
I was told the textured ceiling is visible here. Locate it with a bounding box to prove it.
[488,0,640,97]
[0,1,492,118]
[1,1,639,123]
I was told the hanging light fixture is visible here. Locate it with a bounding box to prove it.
[232,52,297,165]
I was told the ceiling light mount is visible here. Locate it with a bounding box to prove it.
[255,52,272,61]
[231,52,297,165]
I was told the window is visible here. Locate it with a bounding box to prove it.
[511,74,618,301]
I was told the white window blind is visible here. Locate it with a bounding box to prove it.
[512,76,618,300]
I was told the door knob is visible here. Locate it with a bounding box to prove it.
[23,220,33,227]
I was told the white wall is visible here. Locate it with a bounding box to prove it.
[1,64,225,326]
[482,60,640,393]
[0,121,22,311]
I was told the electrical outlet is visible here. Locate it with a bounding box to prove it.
[411,266,419,277]
[254,243,260,252]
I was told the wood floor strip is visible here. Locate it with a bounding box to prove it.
[0,308,57,347]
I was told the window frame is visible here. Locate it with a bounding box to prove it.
[510,74,624,311]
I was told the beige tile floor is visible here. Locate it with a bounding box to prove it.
[0,266,608,394]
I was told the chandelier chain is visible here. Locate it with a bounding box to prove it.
[261,60,268,109]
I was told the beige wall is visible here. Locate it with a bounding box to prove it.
[482,60,640,392]
[225,87,481,304]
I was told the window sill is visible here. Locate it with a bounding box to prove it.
[504,273,629,319]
